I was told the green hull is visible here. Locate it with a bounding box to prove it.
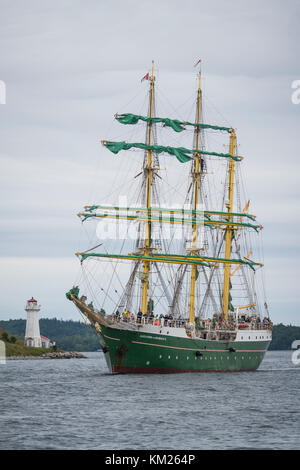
[98,324,270,374]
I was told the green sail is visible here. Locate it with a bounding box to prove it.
[83,205,256,221]
[116,113,232,133]
[103,141,241,163]
[80,211,260,231]
[78,251,260,270]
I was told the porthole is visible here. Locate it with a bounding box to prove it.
[146,361,150,365]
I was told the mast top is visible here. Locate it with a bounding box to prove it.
[150,61,155,84]
[197,62,202,89]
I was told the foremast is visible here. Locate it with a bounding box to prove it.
[189,71,202,324]
[141,61,155,315]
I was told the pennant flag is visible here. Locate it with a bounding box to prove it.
[238,199,250,225]
[141,72,149,82]
[194,59,201,68]
[243,199,250,213]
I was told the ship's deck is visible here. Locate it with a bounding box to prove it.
[108,313,272,342]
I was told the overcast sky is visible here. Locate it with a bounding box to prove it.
[0,0,299,324]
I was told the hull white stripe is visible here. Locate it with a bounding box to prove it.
[131,340,267,353]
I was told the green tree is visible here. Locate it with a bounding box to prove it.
[1,331,8,342]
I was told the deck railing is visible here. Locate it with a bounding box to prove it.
[112,314,186,328]
[111,314,273,331]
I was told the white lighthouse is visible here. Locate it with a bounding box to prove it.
[24,297,42,347]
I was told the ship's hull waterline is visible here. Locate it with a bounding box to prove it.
[98,324,270,374]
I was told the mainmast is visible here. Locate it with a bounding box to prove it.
[222,130,237,320]
[189,71,202,325]
[141,61,155,315]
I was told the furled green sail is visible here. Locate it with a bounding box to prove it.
[80,211,261,231]
[115,113,232,134]
[83,205,256,221]
[78,252,211,268]
[77,251,261,270]
[103,141,242,162]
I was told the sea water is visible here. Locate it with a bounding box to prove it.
[0,351,299,449]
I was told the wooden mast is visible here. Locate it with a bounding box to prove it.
[189,70,202,325]
[222,129,237,320]
[141,61,155,315]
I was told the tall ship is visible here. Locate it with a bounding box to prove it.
[67,62,272,373]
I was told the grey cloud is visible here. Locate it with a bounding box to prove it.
[0,0,299,324]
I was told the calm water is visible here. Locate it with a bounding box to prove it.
[0,351,299,450]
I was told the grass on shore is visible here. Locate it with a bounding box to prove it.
[0,327,59,357]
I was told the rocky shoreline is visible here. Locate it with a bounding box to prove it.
[6,351,86,360]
